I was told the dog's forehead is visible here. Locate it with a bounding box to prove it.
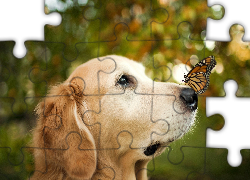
[78,55,147,77]
[113,56,145,74]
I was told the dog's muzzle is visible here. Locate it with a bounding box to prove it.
[180,88,198,111]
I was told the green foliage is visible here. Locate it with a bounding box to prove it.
[0,123,33,179]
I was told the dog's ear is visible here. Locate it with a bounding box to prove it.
[33,77,96,179]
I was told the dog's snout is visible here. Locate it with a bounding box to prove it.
[180,88,198,111]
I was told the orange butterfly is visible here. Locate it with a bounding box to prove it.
[183,56,216,94]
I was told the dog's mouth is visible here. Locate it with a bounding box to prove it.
[144,142,161,156]
[189,99,198,111]
[144,138,175,156]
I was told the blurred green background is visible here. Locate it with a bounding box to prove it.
[1,0,250,179]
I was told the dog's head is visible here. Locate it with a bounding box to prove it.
[33,55,197,179]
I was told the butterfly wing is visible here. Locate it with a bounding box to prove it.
[184,56,216,94]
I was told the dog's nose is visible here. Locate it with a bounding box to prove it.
[180,88,198,111]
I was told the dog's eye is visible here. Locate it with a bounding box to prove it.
[117,75,130,87]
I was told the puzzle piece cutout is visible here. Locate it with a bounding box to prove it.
[0,0,61,58]
[207,0,250,41]
[206,79,250,167]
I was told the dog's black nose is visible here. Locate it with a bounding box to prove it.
[180,88,198,111]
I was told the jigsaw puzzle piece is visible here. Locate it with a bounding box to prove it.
[0,122,33,179]
[31,130,99,179]
[0,41,51,118]
[147,22,208,115]
[197,147,250,179]
[161,0,223,40]
[97,21,206,93]
[238,149,250,177]
[28,41,106,98]
[28,41,92,84]
[0,44,10,83]
[76,59,186,153]
[146,95,222,178]
[81,92,168,150]
[97,23,152,58]
[203,25,250,97]
[83,74,194,150]
[68,132,113,180]
[96,130,155,179]
[0,147,33,179]
[143,43,173,83]
[149,21,206,85]
[149,147,250,179]
[36,56,126,123]
[82,0,168,41]
[164,115,205,165]
[0,173,7,180]
[45,0,101,42]
[0,0,61,58]
[44,2,102,61]
[147,146,206,179]
[31,55,122,145]
[31,132,115,179]
[31,55,123,155]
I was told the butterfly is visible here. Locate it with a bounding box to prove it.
[183,55,216,94]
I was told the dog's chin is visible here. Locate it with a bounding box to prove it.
[143,114,197,157]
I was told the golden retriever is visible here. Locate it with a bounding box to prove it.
[31,55,197,180]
